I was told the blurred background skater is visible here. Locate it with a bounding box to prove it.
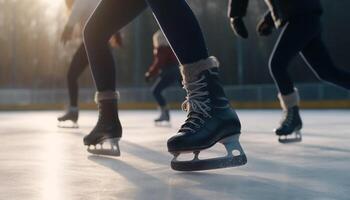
[229,0,350,143]
[145,30,181,126]
[57,0,123,128]
[83,0,247,171]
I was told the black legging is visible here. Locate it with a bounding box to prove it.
[152,65,181,107]
[269,15,350,95]
[67,43,89,107]
[83,0,209,92]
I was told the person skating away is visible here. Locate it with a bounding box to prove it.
[228,0,350,143]
[57,0,123,128]
[145,30,181,126]
[83,0,247,171]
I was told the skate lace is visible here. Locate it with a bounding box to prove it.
[180,76,212,133]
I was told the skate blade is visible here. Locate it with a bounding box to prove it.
[86,138,121,157]
[170,135,247,171]
[278,131,302,144]
[154,121,171,127]
[57,121,79,129]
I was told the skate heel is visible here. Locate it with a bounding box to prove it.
[154,120,171,127]
[171,134,247,171]
[219,134,245,157]
[87,138,121,157]
[57,121,79,129]
[278,130,302,144]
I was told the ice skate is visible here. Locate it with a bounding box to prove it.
[84,91,122,156]
[57,107,79,128]
[167,57,247,171]
[276,90,303,144]
[154,106,171,127]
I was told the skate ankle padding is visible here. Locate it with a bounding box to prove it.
[95,91,120,103]
[278,88,300,110]
[180,56,219,83]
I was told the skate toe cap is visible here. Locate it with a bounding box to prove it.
[275,127,292,136]
[167,132,188,152]
[83,136,91,145]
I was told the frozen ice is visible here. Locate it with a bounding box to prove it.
[0,109,349,200]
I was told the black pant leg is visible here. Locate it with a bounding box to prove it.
[269,16,319,95]
[300,34,350,90]
[145,0,209,64]
[83,0,147,92]
[152,65,180,107]
[67,43,89,107]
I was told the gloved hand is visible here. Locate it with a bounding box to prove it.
[61,25,74,45]
[230,17,249,39]
[257,18,274,36]
[145,72,152,83]
[109,33,123,48]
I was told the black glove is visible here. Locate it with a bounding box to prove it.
[257,19,274,36]
[257,12,275,36]
[61,25,74,45]
[230,17,249,39]
[145,72,152,83]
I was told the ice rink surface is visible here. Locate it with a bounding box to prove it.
[0,109,349,200]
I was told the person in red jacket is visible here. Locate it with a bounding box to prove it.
[145,30,181,124]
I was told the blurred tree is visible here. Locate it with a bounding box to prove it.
[0,0,348,89]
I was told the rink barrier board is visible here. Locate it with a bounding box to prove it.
[0,100,349,110]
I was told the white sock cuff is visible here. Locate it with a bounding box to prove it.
[94,91,120,103]
[180,56,219,83]
[278,88,300,110]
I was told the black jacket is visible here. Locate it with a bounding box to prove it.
[229,0,323,27]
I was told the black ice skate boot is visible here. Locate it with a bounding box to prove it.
[57,107,79,128]
[84,91,122,156]
[275,89,303,143]
[167,57,247,171]
[155,106,170,126]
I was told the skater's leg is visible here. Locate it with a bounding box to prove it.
[152,67,179,107]
[83,0,147,92]
[146,0,246,171]
[269,16,319,142]
[301,34,350,90]
[152,77,168,108]
[152,66,180,122]
[57,43,87,125]
[152,76,170,122]
[82,0,147,155]
[67,43,89,107]
[145,0,208,64]
[269,17,319,95]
